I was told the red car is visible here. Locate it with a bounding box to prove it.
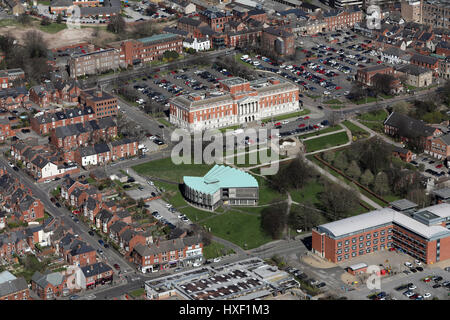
[113,264,120,270]
[313,125,319,129]
[436,164,443,169]
[376,60,382,64]
[72,210,81,215]
[275,122,281,126]
[304,116,310,120]
[335,86,342,90]
[298,124,306,128]
[423,278,431,283]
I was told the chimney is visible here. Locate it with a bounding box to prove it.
[96,90,102,98]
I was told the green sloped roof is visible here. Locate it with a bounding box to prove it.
[183,165,258,195]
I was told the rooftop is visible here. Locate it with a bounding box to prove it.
[183,165,258,195]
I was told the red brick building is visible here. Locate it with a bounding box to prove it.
[31,271,69,300]
[410,53,440,75]
[81,262,113,290]
[199,9,233,33]
[0,273,29,300]
[356,65,394,86]
[110,33,183,66]
[312,204,450,265]
[261,27,295,57]
[0,87,30,111]
[0,118,13,142]
[131,235,203,273]
[322,7,363,32]
[79,89,118,119]
[0,68,25,89]
[109,138,139,161]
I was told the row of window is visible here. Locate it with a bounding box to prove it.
[337,243,392,261]
[336,237,391,254]
[337,229,391,247]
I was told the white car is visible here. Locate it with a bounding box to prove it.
[165,203,172,208]
[423,293,431,299]
[324,91,331,95]
[8,162,13,167]
[213,258,221,263]
[282,120,289,124]
[404,262,413,268]
[408,284,417,290]
[193,262,202,267]
[415,259,422,266]
[404,291,414,297]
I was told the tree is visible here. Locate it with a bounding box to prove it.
[333,152,348,171]
[107,15,126,34]
[322,151,334,163]
[163,50,179,62]
[56,14,63,24]
[17,13,32,25]
[407,188,431,208]
[261,202,287,239]
[143,99,164,115]
[41,17,51,26]
[288,201,319,232]
[346,160,361,179]
[391,101,410,115]
[371,74,395,96]
[373,172,390,196]
[348,83,366,101]
[439,79,450,107]
[318,183,359,221]
[268,155,312,192]
[360,169,374,187]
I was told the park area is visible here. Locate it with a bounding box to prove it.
[303,131,349,153]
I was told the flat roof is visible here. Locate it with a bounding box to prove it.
[432,188,450,199]
[137,33,179,44]
[349,263,368,271]
[390,199,418,211]
[317,205,450,240]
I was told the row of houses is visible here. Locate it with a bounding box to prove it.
[59,176,204,273]
[0,168,45,225]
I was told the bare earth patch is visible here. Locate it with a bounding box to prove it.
[301,254,337,269]
[0,26,115,49]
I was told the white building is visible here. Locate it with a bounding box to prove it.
[183,37,211,52]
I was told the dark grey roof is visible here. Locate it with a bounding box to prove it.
[81,262,112,278]
[384,112,437,138]
[110,137,137,147]
[109,221,128,233]
[263,27,293,38]
[70,239,95,256]
[396,64,431,76]
[19,195,36,212]
[50,0,73,7]
[411,53,438,65]
[178,17,203,27]
[390,199,418,211]
[162,27,189,37]
[0,277,28,297]
[31,155,50,169]
[97,116,115,129]
[79,0,120,15]
[94,143,110,154]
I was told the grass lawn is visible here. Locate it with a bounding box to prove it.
[178,205,215,222]
[289,180,324,204]
[329,105,345,110]
[132,157,213,183]
[229,148,284,168]
[202,210,272,249]
[219,124,242,133]
[353,96,378,105]
[359,120,384,133]
[129,288,146,298]
[261,109,311,123]
[39,23,67,34]
[252,175,287,205]
[300,125,342,139]
[157,118,171,127]
[342,121,369,139]
[324,99,342,104]
[304,132,349,153]
[0,19,20,27]
[357,109,388,122]
[203,241,234,260]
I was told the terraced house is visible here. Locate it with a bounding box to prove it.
[131,235,203,273]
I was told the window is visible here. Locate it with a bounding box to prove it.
[366,248,371,253]
[359,250,364,255]
[366,241,371,246]
[337,241,342,247]
[352,252,356,257]
[352,245,356,250]
[344,247,349,253]
[359,243,364,248]
[373,239,378,245]
[344,254,349,259]
[359,236,364,241]
[373,232,378,237]
[366,234,371,239]
[344,240,349,245]
[380,230,385,235]
[337,256,342,261]
[352,238,356,243]
[380,237,385,243]
[337,249,342,254]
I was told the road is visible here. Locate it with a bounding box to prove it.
[0,156,135,274]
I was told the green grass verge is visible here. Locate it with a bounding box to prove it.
[289,181,324,204]
[132,157,213,184]
[203,241,235,260]
[353,96,379,105]
[359,121,384,133]
[300,125,342,139]
[261,109,311,123]
[357,109,388,122]
[324,99,342,104]
[129,288,146,298]
[157,118,171,127]
[39,23,67,34]
[304,132,349,153]
[202,210,272,249]
[342,121,369,138]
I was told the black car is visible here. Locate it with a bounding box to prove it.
[55,202,61,208]
[104,243,110,249]
[434,276,443,282]
[88,230,94,236]
[416,266,423,272]
[410,268,417,273]
[432,283,441,288]
[317,106,323,110]
[12,166,19,171]
[317,282,327,288]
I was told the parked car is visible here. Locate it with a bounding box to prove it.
[113,264,120,270]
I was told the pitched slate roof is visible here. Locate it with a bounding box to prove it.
[31,271,65,288]
[384,112,438,138]
[0,277,28,297]
[81,262,112,278]
[411,53,439,65]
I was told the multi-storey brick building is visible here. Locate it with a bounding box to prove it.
[109,138,139,161]
[356,64,394,86]
[0,87,30,111]
[261,27,295,57]
[425,133,450,160]
[69,48,120,79]
[0,272,29,300]
[131,235,203,273]
[80,89,118,119]
[198,9,233,33]
[31,106,96,135]
[80,262,113,290]
[410,53,440,74]
[400,0,421,23]
[169,76,299,132]
[110,33,183,66]
[322,6,362,31]
[421,0,449,29]
[312,203,450,264]
[0,68,25,89]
